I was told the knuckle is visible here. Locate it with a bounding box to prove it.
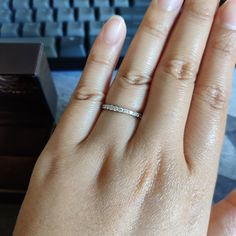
[211,31,236,56]
[160,58,197,82]
[117,71,151,89]
[195,84,229,110]
[88,53,112,68]
[141,19,168,39]
[187,1,214,21]
[74,86,105,102]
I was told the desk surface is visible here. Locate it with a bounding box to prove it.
[52,70,236,202]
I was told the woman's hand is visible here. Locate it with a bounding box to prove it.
[14,0,236,235]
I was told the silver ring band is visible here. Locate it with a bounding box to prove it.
[102,104,142,119]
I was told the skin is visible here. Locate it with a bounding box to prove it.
[208,190,236,235]
[13,0,236,235]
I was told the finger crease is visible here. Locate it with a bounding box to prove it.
[194,85,228,110]
[74,87,105,102]
[187,2,214,22]
[211,31,236,56]
[161,59,197,82]
[89,54,112,68]
[118,72,151,87]
[141,21,168,39]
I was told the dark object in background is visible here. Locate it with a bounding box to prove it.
[0,43,57,198]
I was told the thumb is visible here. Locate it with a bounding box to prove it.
[208,189,236,236]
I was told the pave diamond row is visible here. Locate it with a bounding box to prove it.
[102,104,142,119]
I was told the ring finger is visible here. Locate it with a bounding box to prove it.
[137,0,220,149]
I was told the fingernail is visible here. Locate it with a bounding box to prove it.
[220,0,236,30]
[102,15,124,45]
[158,0,184,11]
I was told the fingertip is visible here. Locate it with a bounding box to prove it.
[101,15,127,45]
[219,0,236,30]
[110,15,126,29]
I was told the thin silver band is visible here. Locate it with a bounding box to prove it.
[102,104,142,119]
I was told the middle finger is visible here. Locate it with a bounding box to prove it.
[91,0,184,142]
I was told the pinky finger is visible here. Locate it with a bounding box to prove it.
[185,0,236,172]
[51,16,126,146]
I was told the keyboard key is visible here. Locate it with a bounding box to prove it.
[33,0,50,8]
[0,0,9,9]
[15,9,32,23]
[57,8,75,22]
[89,21,103,37]
[88,36,96,51]
[12,0,30,9]
[45,22,63,36]
[53,0,70,8]
[66,22,85,37]
[94,0,110,7]
[0,37,57,58]
[0,9,12,23]
[98,7,115,21]
[60,37,86,57]
[88,21,103,48]
[22,23,41,36]
[118,7,146,21]
[133,0,150,7]
[78,8,95,21]
[73,0,90,7]
[36,8,54,22]
[1,23,19,37]
[113,0,129,7]
[126,21,140,36]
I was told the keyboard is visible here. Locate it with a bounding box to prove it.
[0,0,226,71]
[0,0,151,70]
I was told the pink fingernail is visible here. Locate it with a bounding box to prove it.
[220,0,236,30]
[102,15,124,45]
[158,0,184,11]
